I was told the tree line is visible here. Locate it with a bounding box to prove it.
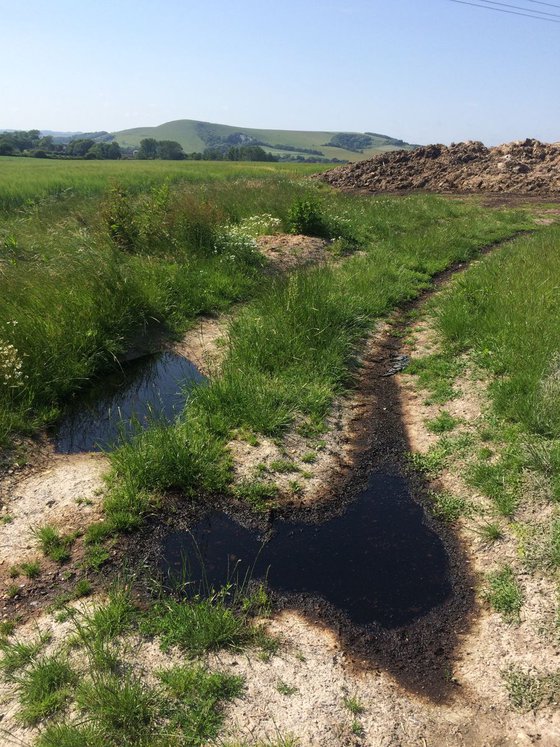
[0,130,346,163]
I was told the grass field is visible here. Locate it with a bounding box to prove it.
[0,156,326,212]
[0,157,531,449]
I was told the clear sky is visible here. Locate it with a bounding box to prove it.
[2,0,559,145]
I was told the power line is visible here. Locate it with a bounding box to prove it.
[448,0,560,21]
[477,0,560,18]
[526,0,560,9]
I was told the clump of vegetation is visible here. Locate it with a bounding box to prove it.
[343,694,365,715]
[428,491,469,522]
[475,521,503,543]
[406,353,464,404]
[16,656,76,724]
[288,198,330,238]
[485,566,523,622]
[141,592,257,656]
[34,525,76,563]
[0,632,50,679]
[503,666,560,711]
[20,560,41,579]
[426,410,459,433]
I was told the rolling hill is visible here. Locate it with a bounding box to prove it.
[112,119,417,162]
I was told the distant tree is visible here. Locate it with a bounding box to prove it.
[87,141,122,160]
[66,138,95,157]
[0,129,41,154]
[138,138,158,159]
[156,140,185,160]
[37,135,54,150]
[107,141,122,159]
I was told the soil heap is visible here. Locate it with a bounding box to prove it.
[318,139,560,195]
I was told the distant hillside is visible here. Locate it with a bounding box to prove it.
[112,119,417,162]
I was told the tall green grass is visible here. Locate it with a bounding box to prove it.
[0,157,323,212]
[435,226,560,436]
[104,194,532,525]
[1,170,529,447]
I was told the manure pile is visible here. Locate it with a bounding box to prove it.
[319,139,560,195]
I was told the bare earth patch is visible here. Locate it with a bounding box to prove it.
[0,454,106,582]
[257,234,330,274]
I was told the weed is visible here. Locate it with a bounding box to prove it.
[351,720,365,737]
[159,664,243,742]
[289,480,303,495]
[77,587,137,642]
[8,565,19,579]
[426,410,459,433]
[0,514,13,524]
[270,459,299,474]
[429,491,469,522]
[408,446,447,475]
[85,521,114,544]
[288,198,329,238]
[20,560,41,579]
[83,542,111,571]
[407,353,463,404]
[343,694,365,715]
[468,454,522,517]
[35,723,102,747]
[0,620,16,637]
[503,666,560,710]
[0,632,50,678]
[34,525,75,563]
[276,680,298,696]
[475,522,504,543]
[16,656,76,724]
[6,584,19,599]
[76,672,163,746]
[234,479,279,509]
[52,578,93,612]
[485,566,523,622]
[301,451,316,464]
[142,593,255,655]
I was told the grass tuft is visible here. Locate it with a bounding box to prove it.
[141,592,255,655]
[16,656,76,724]
[33,525,76,563]
[485,566,523,622]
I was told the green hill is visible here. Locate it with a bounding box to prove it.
[112,119,416,162]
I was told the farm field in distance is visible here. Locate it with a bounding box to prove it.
[1,154,560,746]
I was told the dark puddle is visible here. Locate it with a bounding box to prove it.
[158,320,474,701]
[55,352,205,454]
[162,472,450,629]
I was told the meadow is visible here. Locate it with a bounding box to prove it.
[0,157,327,212]
[0,157,531,455]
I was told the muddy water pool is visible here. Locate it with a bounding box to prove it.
[55,352,204,453]
[162,472,451,629]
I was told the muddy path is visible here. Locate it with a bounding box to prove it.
[132,235,529,705]
[0,234,522,703]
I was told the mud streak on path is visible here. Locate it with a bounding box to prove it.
[157,236,528,702]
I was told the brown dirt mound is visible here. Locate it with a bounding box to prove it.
[318,139,560,195]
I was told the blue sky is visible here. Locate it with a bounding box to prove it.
[2,0,559,144]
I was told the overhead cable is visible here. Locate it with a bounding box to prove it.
[448,0,560,21]
[477,0,560,18]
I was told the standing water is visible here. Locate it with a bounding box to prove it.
[55,352,205,453]
[162,472,451,629]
